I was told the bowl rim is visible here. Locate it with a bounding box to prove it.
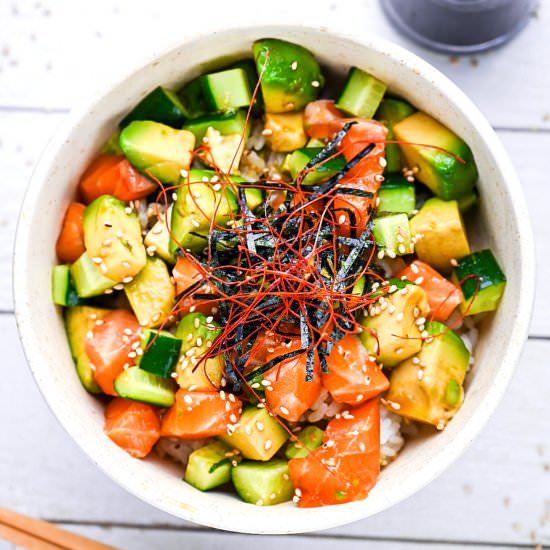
[13,23,536,534]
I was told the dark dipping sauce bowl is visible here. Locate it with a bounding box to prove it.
[380,0,536,54]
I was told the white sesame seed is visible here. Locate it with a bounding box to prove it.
[122,276,133,284]
[379,157,387,168]
[91,256,103,264]
[256,421,264,431]
[415,276,425,285]
[191,219,200,228]
[229,414,238,423]
[189,305,196,313]
[104,288,114,295]
[291,61,298,70]
[410,263,419,274]
[183,395,193,405]
[398,244,407,254]
[256,499,264,506]
[264,440,272,451]
[128,351,137,359]
[311,80,320,87]
[279,406,290,415]
[395,347,404,355]
[338,214,346,224]
[450,258,459,267]
[196,337,203,347]
[180,169,189,178]
[193,318,200,329]
[396,312,404,321]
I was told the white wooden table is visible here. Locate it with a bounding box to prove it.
[1,1,548,548]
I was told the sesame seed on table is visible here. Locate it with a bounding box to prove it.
[0,0,549,548]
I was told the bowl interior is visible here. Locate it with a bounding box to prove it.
[14,25,533,534]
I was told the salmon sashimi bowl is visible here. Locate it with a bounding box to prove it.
[51,38,507,508]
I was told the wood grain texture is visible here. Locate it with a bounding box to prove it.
[0,315,547,546]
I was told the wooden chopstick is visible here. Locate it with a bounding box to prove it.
[0,507,116,550]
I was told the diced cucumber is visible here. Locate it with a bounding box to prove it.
[253,38,324,113]
[182,109,247,145]
[114,366,175,407]
[177,77,209,120]
[219,406,288,461]
[372,213,413,256]
[452,249,506,315]
[201,68,252,112]
[184,441,235,491]
[120,86,188,129]
[226,59,263,114]
[285,147,346,186]
[144,206,174,264]
[83,194,146,283]
[375,98,416,173]
[377,175,416,215]
[65,306,110,393]
[120,121,195,185]
[456,191,479,213]
[335,67,387,119]
[285,426,324,459]
[52,265,82,306]
[137,329,182,378]
[232,460,294,506]
[124,257,175,328]
[70,252,117,298]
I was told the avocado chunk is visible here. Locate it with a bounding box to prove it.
[70,252,117,298]
[285,426,324,459]
[144,206,173,264]
[182,109,248,145]
[83,195,146,283]
[263,112,307,152]
[360,283,429,367]
[385,321,470,429]
[101,129,123,155]
[137,329,182,378]
[119,121,195,184]
[120,86,188,129]
[393,112,478,200]
[375,98,416,173]
[335,67,387,119]
[65,306,110,393]
[410,197,470,272]
[372,213,413,257]
[124,256,175,328]
[377,174,416,215]
[184,441,237,491]
[219,406,289,461]
[175,313,224,391]
[452,249,506,315]
[285,147,346,186]
[169,170,238,255]
[253,38,324,113]
[232,460,294,506]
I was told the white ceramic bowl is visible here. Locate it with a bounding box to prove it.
[14,25,535,534]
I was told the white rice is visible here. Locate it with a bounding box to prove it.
[155,437,208,467]
[380,405,405,466]
[305,388,345,422]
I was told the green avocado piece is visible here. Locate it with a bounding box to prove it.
[219,406,288,461]
[252,38,324,113]
[83,195,146,283]
[184,441,237,491]
[393,112,478,199]
[70,252,117,298]
[232,460,294,506]
[65,306,110,393]
[285,147,346,186]
[285,426,324,459]
[452,249,506,315]
[119,120,195,185]
[385,321,470,428]
[335,67,387,119]
[182,109,247,145]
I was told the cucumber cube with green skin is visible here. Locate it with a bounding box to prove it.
[452,249,506,315]
[393,112,478,200]
[182,109,248,145]
[70,252,117,298]
[65,306,110,393]
[124,257,175,328]
[120,86,188,129]
[285,426,324,459]
[456,191,479,213]
[335,67,387,119]
[375,98,416,173]
[52,265,82,306]
[184,441,237,491]
[169,171,238,256]
[114,366,175,407]
[200,68,252,113]
[137,329,182,378]
[120,121,195,185]
[225,59,263,114]
[219,406,289,461]
[377,175,416,215]
[372,213,413,256]
[83,195,147,283]
[285,147,346,186]
[177,77,209,120]
[252,38,324,113]
[385,321,470,429]
[232,460,294,506]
